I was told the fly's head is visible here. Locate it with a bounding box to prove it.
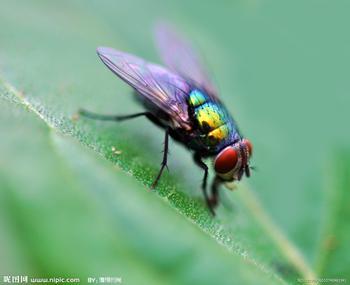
[213,139,253,181]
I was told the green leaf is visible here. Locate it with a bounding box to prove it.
[315,151,350,279]
[0,91,281,285]
[1,1,349,284]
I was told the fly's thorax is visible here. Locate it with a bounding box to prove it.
[189,89,207,107]
[213,139,253,181]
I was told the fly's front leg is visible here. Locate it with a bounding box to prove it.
[193,153,214,215]
[209,176,223,212]
[78,109,151,122]
[151,128,170,189]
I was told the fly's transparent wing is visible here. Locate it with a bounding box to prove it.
[97,47,192,130]
[154,22,218,97]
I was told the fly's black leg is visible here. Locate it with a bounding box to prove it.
[150,128,170,189]
[245,165,251,177]
[193,153,213,215]
[209,176,223,213]
[80,108,169,188]
[78,108,151,122]
[193,153,209,190]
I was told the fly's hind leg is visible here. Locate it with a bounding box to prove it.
[79,108,170,189]
[151,128,170,189]
[78,109,151,122]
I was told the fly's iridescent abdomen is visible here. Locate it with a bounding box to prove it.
[187,89,241,153]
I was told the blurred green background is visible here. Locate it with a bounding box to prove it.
[0,1,349,284]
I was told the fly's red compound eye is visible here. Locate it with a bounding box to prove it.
[214,147,238,174]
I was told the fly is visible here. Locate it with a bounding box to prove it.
[79,23,253,215]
